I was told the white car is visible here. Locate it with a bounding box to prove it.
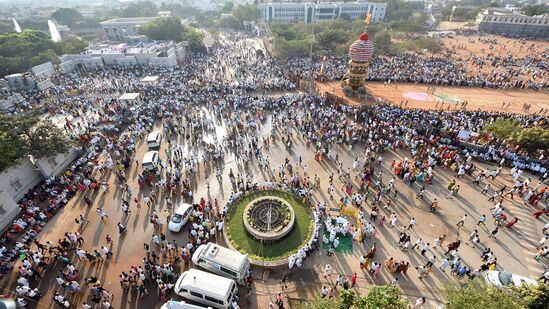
[168,203,193,232]
[161,299,212,309]
[484,271,537,287]
[147,131,162,149]
[142,151,160,171]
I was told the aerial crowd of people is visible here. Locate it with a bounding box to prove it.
[0,31,547,309]
[283,34,548,92]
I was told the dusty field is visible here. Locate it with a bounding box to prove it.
[440,34,549,59]
[317,81,549,115]
[436,34,549,81]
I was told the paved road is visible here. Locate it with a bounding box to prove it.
[4,101,547,308]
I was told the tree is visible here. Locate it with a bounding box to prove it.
[512,283,549,309]
[362,285,409,309]
[61,38,87,54]
[510,126,549,155]
[373,30,393,54]
[522,5,549,16]
[385,0,425,22]
[159,3,200,18]
[0,20,13,33]
[441,279,525,309]
[0,111,70,168]
[318,29,348,52]
[0,30,60,76]
[218,16,241,29]
[390,20,425,33]
[31,49,60,65]
[233,4,261,23]
[182,30,205,53]
[51,8,84,28]
[273,38,309,58]
[222,2,235,13]
[297,286,408,309]
[483,118,521,140]
[139,17,185,42]
[0,132,23,172]
[121,1,158,17]
[18,18,49,31]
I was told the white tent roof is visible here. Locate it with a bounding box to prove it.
[140,76,159,82]
[118,93,140,100]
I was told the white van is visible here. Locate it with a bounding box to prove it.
[168,203,193,232]
[142,151,160,171]
[174,269,238,309]
[161,299,212,309]
[192,243,250,285]
[147,131,162,149]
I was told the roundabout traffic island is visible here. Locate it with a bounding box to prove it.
[224,188,315,267]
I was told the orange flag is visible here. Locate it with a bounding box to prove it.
[364,14,372,25]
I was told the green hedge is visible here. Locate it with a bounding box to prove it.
[225,190,314,261]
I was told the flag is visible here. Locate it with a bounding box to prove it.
[364,14,372,25]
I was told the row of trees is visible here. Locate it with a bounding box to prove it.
[440,0,500,21]
[483,118,549,155]
[0,30,87,77]
[299,280,548,309]
[0,111,70,172]
[522,4,549,16]
[443,279,548,309]
[138,17,205,53]
[270,17,440,58]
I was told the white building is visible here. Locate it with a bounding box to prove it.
[59,40,187,72]
[477,8,549,38]
[0,90,24,112]
[258,1,387,23]
[0,148,80,232]
[100,17,161,41]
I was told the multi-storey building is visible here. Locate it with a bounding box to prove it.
[100,17,161,41]
[477,8,549,38]
[258,1,387,23]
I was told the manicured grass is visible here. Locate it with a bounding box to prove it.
[225,190,314,261]
[320,230,353,254]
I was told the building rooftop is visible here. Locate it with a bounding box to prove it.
[100,17,160,24]
[84,41,173,55]
[118,93,140,100]
[483,8,524,16]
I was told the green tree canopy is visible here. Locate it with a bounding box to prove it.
[61,38,87,54]
[233,4,261,23]
[51,8,84,28]
[0,30,60,76]
[121,1,158,17]
[318,29,349,52]
[512,283,549,309]
[222,2,235,13]
[297,286,408,309]
[385,0,425,21]
[0,111,70,171]
[0,131,23,172]
[139,17,185,42]
[483,118,521,140]
[373,30,393,54]
[510,126,549,155]
[159,3,200,18]
[0,20,14,33]
[182,30,205,53]
[522,5,549,16]
[138,17,204,52]
[441,279,525,309]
